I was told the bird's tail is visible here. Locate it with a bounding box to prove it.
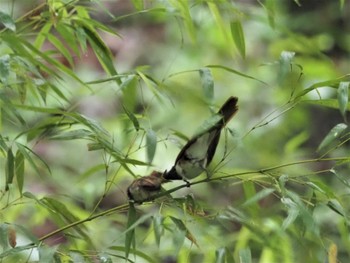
[217,96,239,127]
[163,166,182,180]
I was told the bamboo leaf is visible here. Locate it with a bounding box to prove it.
[317,123,348,152]
[5,148,14,191]
[15,142,51,175]
[47,33,74,67]
[38,246,57,263]
[337,82,349,120]
[225,247,235,263]
[199,68,214,102]
[50,129,93,140]
[295,74,350,99]
[0,224,9,250]
[123,106,140,131]
[15,150,25,196]
[146,129,157,164]
[230,20,246,58]
[131,0,144,10]
[239,248,252,263]
[125,203,136,260]
[170,216,198,248]
[153,215,164,247]
[281,197,299,230]
[0,54,10,83]
[207,65,267,84]
[215,247,226,263]
[241,188,275,207]
[0,11,16,31]
[56,23,80,55]
[327,199,346,217]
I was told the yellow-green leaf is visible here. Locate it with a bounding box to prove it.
[230,20,246,58]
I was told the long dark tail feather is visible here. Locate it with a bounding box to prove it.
[163,167,182,180]
[217,96,238,127]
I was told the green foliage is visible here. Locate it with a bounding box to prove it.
[0,0,350,262]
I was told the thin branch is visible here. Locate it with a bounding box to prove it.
[30,156,349,245]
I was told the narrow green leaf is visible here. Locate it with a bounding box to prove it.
[75,26,87,52]
[38,246,57,263]
[121,75,138,110]
[0,95,26,126]
[15,150,25,196]
[16,82,27,104]
[47,33,74,67]
[225,247,235,263]
[295,74,350,99]
[68,251,86,262]
[242,181,257,210]
[239,248,252,263]
[0,224,9,250]
[207,65,267,85]
[327,199,346,217]
[33,22,52,49]
[109,246,157,263]
[50,129,93,140]
[42,197,80,223]
[199,68,214,102]
[317,123,348,152]
[0,54,10,83]
[176,0,196,43]
[281,197,299,230]
[302,99,350,111]
[258,0,275,28]
[80,24,119,83]
[293,0,302,6]
[12,103,65,114]
[284,131,309,154]
[137,71,164,102]
[207,2,229,42]
[15,142,51,175]
[330,169,350,188]
[0,11,16,31]
[230,21,246,58]
[287,191,319,235]
[56,23,80,55]
[170,216,198,247]
[337,82,349,119]
[23,191,40,202]
[125,203,136,260]
[146,129,157,164]
[5,148,14,191]
[241,188,275,207]
[0,135,7,153]
[215,247,226,263]
[120,158,150,166]
[153,215,164,247]
[123,106,140,131]
[131,0,144,10]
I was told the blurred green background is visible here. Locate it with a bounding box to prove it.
[0,0,349,262]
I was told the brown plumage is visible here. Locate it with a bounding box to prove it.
[127,171,166,203]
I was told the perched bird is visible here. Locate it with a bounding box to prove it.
[127,171,167,203]
[163,96,238,181]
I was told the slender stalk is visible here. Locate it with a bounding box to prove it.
[36,156,348,243]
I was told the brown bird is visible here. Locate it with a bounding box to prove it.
[127,171,167,203]
[163,96,238,181]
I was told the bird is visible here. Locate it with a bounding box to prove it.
[163,96,238,181]
[127,171,167,203]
